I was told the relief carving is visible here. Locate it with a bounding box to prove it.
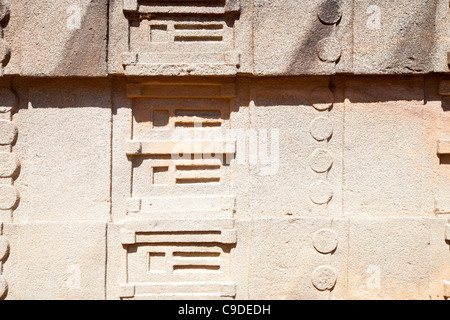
[122,0,241,75]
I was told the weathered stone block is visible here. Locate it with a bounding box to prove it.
[11,79,111,221]
[2,221,106,300]
[353,0,442,74]
[347,218,440,300]
[4,0,108,76]
[253,0,352,75]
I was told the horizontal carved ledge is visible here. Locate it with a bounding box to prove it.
[437,139,450,155]
[127,195,236,214]
[119,282,236,299]
[435,198,450,214]
[123,0,241,15]
[120,218,237,245]
[126,82,236,99]
[125,140,236,156]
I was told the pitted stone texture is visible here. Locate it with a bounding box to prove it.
[311,266,337,290]
[347,218,434,299]
[435,0,450,72]
[0,88,18,113]
[2,222,106,300]
[12,79,111,222]
[253,0,352,75]
[4,0,108,76]
[310,117,333,141]
[313,228,338,254]
[353,0,439,74]
[318,0,343,25]
[0,1,10,22]
[0,153,20,178]
[2,0,448,75]
[344,78,436,216]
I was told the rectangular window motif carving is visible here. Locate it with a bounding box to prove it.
[118,81,238,300]
[123,0,241,75]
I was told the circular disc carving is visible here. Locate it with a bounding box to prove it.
[310,87,334,111]
[318,0,343,25]
[0,275,7,298]
[0,38,10,65]
[311,266,337,291]
[0,152,20,178]
[310,117,333,141]
[0,184,19,210]
[317,37,342,63]
[309,180,333,205]
[313,229,338,254]
[309,149,333,173]
[0,236,9,261]
[0,88,18,113]
[0,120,17,145]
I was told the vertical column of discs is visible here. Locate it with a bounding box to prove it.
[0,1,12,300]
[0,88,19,222]
[308,85,337,295]
[0,1,17,224]
[308,86,334,208]
[316,0,342,64]
[0,88,18,299]
[0,223,8,299]
[311,228,338,293]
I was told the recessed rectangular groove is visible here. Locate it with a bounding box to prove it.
[176,178,220,184]
[152,166,169,185]
[141,0,226,7]
[173,265,220,272]
[440,155,450,165]
[175,110,221,118]
[173,251,221,257]
[174,24,223,30]
[137,231,221,236]
[174,109,222,127]
[175,122,222,128]
[176,165,221,171]
[148,252,166,272]
[174,36,223,42]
